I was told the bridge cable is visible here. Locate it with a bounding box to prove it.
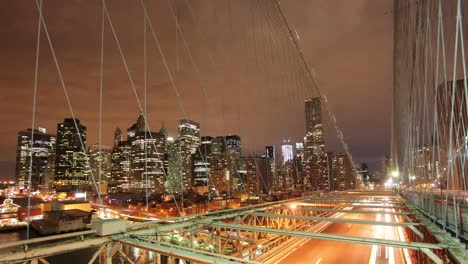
[34,0,103,209]
[272,0,360,187]
[26,0,42,241]
[98,0,105,218]
[103,1,181,215]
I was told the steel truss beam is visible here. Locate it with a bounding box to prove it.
[269,207,410,215]
[132,238,261,264]
[126,196,314,231]
[203,221,447,250]
[248,212,419,227]
[0,230,96,251]
[119,237,256,264]
[302,198,401,203]
[0,237,111,263]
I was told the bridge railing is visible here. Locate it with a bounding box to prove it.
[401,189,468,240]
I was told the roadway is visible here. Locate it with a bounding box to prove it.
[277,206,408,264]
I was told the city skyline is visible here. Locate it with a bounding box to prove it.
[12,97,356,194]
[0,0,393,180]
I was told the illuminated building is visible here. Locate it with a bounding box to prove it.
[246,156,272,195]
[265,146,276,191]
[110,113,166,193]
[412,144,439,187]
[281,140,294,163]
[304,98,329,190]
[113,127,123,148]
[295,142,304,159]
[15,127,55,191]
[329,153,354,190]
[235,157,247,194]
[210,154,228,194]
[193,136,212,194]
[128,113,166,193]
[224,135,243,193]
[265,146,275,160]
[88,144,111,194]
[54,118,88,188]
[211,137,225,155]
[225,135,241,157]
[178,119,200,192]
[110,135,131,191]
[166,138,182,193]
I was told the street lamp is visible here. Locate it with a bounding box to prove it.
[391,170,400,178]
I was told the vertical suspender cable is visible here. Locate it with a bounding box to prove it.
[27,0,42,241]
[98,0,105,217]
[143,0,149,213]
[456,0,468,191]
[272,0,359,185]
[445,0,461,230]
[104,1,181,215]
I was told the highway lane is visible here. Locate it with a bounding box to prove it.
[277,208,406,264]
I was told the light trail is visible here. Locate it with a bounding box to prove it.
[368,213,381,264]
[393,209,412,264]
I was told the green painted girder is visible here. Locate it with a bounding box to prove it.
[119,237,254,264]
[126,196,314,231]
[269,206,410,215]
[202,221,447,250]
[248,212,419,227]
[301,199,402,205]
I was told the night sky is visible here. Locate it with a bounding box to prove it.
[0,0,393,180]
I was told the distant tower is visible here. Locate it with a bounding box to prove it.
[192,136,213,194]
[15,128,55,191]
[54,118,88,188]
[304,98,329,190]
[128,113,166,193]
[88,144,112,186]
[281,140,294,163]
[113,127,123,148]
[178,119,200,192]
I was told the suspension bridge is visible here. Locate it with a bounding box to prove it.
[2,0,468,263]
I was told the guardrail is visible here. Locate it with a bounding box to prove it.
[401,189,468,240]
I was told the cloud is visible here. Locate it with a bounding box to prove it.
[0,0,393,178]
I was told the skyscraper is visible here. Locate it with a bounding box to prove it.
[329,153,354,191]
[225,135,241,157]
[15,128,55,191]
[54,118,88,188]
[178,119,200,192]
[246,156,273,195]
[265,146,276,193]
[211,137,225,155]
[295,142,304,159]
[113,127,123,148]
[88,144,111,194]
[166,138,182,193]
[281,140,294,163]
[192,136,213,194]
[128,113,166,193]
[110,113,166,193]
[224,135,243,194]
[110,130,131,191]
[304,98,329,190]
